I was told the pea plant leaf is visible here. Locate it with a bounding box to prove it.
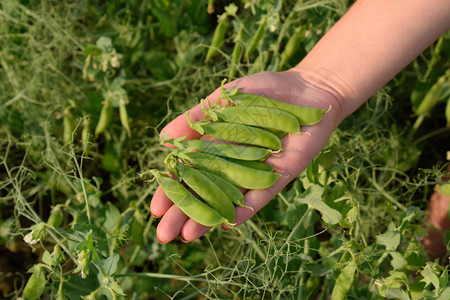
[296,185,342,225]
[437,287,450,300]
[376,229,401,251]
[103,203,121,234]
[421,263,440,290]
[389,251,407,270]
[384,288,410,300]
[398,206,423,231]
[102,253,120,276]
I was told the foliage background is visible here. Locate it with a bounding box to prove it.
[0,0,449,299]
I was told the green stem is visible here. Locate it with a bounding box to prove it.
[414,127,450,145]
[297,210,313,300]
[409,115,425,139]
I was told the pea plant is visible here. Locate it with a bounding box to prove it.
[0,0,449,299]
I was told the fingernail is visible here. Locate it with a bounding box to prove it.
[180,236,189,243]
[157,236,166,244]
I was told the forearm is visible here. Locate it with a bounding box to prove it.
[293,0,450,120]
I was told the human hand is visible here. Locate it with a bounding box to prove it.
[151,70,345,244]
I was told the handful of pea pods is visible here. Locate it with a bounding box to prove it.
[151,86,327,227]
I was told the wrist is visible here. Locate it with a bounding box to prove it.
[286,65,357,126]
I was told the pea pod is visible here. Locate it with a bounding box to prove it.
[63,107,75,144]
[95,99,113,136]
[151,170,227,226]
[205,105,301,134]
[177,164,236,223]
[181,139,272,161]
[199,169,245,207]
[205,14,229,62]
[47,205,63,227]
[188,113,282,151]
[279,26,305,70]
[229,92,326,126]
[225,157,277,172]
[179,152,281,189]
[81,115,90,154]
[23,267,47,300]
[228,25,243,81]
[246,16,267,57]
[119,99,132,137]
[415,75,446,116]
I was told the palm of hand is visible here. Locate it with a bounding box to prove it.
[151,70,343,244]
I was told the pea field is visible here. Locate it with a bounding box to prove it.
[1,0,450,299]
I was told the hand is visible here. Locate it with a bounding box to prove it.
[150,69,345,244]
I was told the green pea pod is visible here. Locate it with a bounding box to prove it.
[119,100,132,137]
[331,262,356,300]
[23,267,47,300]
[230,92,326,126]
[151,170,227,226]
[206,106,301,134]
[47,205,63,227]
[205,14,229,62]
[225,157,276,172]
[188,114,282,151]
[265,128,287,138]
[199,169,245,207]
[246,16,267,57]
[95,99,113,136]
[181,139,272,161]
[177,164,236,223]
[180,152,281,189]
[279,26,305,70]
[81,116,90,154]
[63,107,75,144]
[415,75,446,116]
[228,25,243,81]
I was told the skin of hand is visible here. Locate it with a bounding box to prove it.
[151,70,345,244]
[151,0,450,244]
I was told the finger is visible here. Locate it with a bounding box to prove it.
[179,219,212,243]
[150,186,173,218]
[156,204,189,244]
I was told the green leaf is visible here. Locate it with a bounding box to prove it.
[42,250,55,266]
[389,251,407,270]
[437,287,450,300]
[331,262,356,300]
[285,202,308,229]
[103,203,121,234]
[439,267,449,289]
[296,185,342,225]
[102,253,119,276]
[96,36,113,53]
[421,263,440,290]
[376,230,401,251]
[384,288,410,300]
[224,3,238,15]
[398,206,423,231]
[109,282,126,296]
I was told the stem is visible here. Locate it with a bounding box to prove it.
[409,115,425,139]
[414,127,450,145]
[297,210,313,300]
